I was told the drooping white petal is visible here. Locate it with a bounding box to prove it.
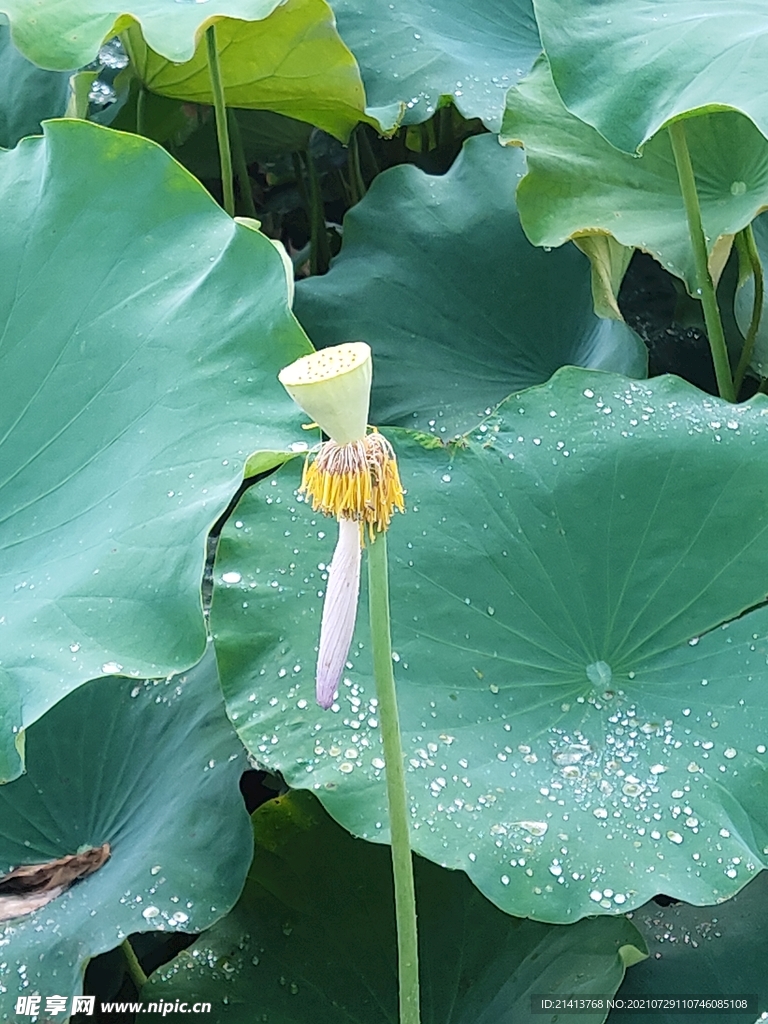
[316,517,361,709]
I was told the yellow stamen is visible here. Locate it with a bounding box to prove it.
[301,430,405,538]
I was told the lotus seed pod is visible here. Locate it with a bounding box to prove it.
[278,342,372,444]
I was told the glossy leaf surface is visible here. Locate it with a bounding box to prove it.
[212,369,768,922]
[501,59,768,296]
[296,134,646,437]
[0,652,252,1006]
[0,0,282,69]
[329,0,542,131]
[0,119,309,775]
[143,791,645,1022]
[532,0,768,154]
[125,0,367,141]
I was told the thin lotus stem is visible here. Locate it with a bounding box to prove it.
[228,109,258,219]
[205,24,235,217]
[347,129,367,205]
[121,938,148,990]
[358,126,380,180]
[302,149,331,275]
[292,152,311,213]
[668,119,735,401]
[136,85,147,137]
[367,532,420,1024]
[733,223,764,395]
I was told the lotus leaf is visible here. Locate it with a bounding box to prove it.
[212,368,768,922]
[532,0,768,155]
[295,134,646,437]
[0,119,309,779]
[0,651,252,1006]
[143,790,646,1022]
[501,58,768,296]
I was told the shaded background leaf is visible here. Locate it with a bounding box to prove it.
[610,873,768,1021]
[0,651,252,1007]
[0,16,69,148]
[143,791,646,1023]
[296,134,646,437]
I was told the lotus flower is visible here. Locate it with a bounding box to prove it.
[278,343,404,708]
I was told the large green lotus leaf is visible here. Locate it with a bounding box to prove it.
[501,58,768,296]
[0,17,69,148]
[143,790,646,1023]
[0,0,283,70]
[328,0,541,131]
[125,0,368,141]
[0,119,310,777]
[610,874,768,1021]
[531,0,768,155]
[295,134,646,437]
[0,651,253,1008]
[211,368,768,923]
[734,211,768,377]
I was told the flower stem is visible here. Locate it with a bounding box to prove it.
[733,223,764,395]
[301,149,331,275]
[367,532,420,1024]
[121,938,148,990]
[205,24,235,217]
[668,119,735,402]
[228,108,258,219]
[136,85,147,137]
[347,129,367,205]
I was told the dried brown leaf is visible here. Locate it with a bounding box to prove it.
[0,843,110,922]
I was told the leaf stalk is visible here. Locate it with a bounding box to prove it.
[121,938,148,990]
[668,119,735,402]
[733,223,764,395]
[205,24,235,217]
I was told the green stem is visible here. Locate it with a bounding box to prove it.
[292,152,311,212]
[205,24,235,217]
[302,149,331,275]
[358,126,380,180]
[668,119,735,401]
[228,109,258,219]
[367,533,420,1024]
[733,223,764,395]
[347,129,366,205]
[121,939,148,990]
[136,85,147,137]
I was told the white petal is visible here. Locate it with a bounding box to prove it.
[316,518,361,709]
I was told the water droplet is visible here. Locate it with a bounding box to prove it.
[585,661,612,686]
[142,906,160,920]
[516,820,548,837]
[222,571,242,584]
[730,180,747,195]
